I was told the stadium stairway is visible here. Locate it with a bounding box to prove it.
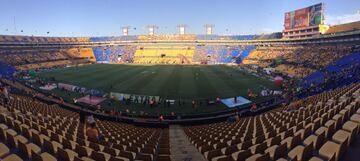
[341,136,360,161]
[169,125,206,161]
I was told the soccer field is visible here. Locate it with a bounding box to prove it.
[39,64,277,115]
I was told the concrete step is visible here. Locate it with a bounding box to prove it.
[169,125,206,161]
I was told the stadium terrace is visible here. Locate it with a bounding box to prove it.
[0,2,360,161]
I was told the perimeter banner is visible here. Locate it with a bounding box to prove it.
[110,92,160,103]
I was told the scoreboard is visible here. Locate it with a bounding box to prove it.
[284,3,324,30]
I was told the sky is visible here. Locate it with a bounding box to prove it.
[0,0,359,37]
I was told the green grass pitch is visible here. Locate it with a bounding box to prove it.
[38,64,277,115]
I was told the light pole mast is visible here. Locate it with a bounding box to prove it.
[122,26,131,36]
[204,24,215,35]
[177,24,188,35]
[147,25,158,35]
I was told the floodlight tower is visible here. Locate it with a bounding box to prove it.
[147,25,158,35]
[177,24,188,35]
[122,26,130,36]
[204,24,215,35]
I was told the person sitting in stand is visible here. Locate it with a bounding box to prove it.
[86,115,95,124]
[86,122,111,146]
[86,122,100,141]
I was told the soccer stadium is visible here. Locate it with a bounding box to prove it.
[0,1,360,161]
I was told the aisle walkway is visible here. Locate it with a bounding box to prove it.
[169,125,206,161]
[342,134,360,161]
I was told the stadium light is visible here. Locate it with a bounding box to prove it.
[122,26,130,36]
[177,24,188,35]
[204,24,214,35]
[147,25,158,36]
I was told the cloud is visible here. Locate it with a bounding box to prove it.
[325,13,360,25]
